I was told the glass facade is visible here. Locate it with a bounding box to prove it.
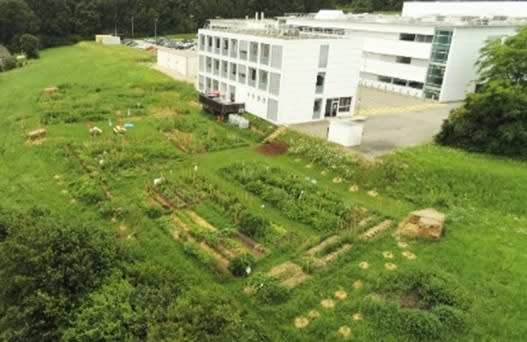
[424,29,453,100]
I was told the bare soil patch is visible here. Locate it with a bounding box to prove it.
[267,261,311,288]
[308,310,320,318]
[321,298,336,309]
[384,262,397,271]
[402,251,416,260]
[361,220,392,240]
[338,326,351,337]
[359,261,370,270]
[294,317,309,328]
[383,251,394,259]
[353,280,363,289]
[335,290,348,300]
[186,210,217,232]
[398,241,409,248]
[307,236,340,257]
[400,289,422,309]
[255,141,289,156]
[353,312,363,321]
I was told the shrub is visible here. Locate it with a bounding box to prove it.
[254,281,291,305]
[1,56,18,72]
[436,82,527,158]
[238,210,269,239]
[228,254,255,277]
[401,309,442,341]
[19,34,40,59]
[433,305,467,332]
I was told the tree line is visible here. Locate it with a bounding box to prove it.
[0,0,406,50]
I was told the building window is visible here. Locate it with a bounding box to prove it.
[222,38,229,56]
[248,67,257,87]
[221,60,228,78]
[378,75,392,83]
[339,97,352,112]
[215,37,221,53]
[408,81,424,89]
[199,35,205,50]
[396,56,411,64]
[249,42,258,62]
[260,43,270,65]
[313,99,322,119]
[416,34,433,43]
[213,59,220,75]
[206,57,212,73]
[400,33,416,41]
[316,72,325,94]
[393,78,407,86]
[238,65,247,84]
[230,39,238,58]
[207,36,213,52]
[258,70,268,91]
[239,41,248,60]
[230,63,237,80]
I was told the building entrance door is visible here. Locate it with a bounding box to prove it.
[325,98,339,117]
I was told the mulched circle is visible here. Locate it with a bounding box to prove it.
[255,141,289,156]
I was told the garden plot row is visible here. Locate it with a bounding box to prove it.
[148,175,268,276]
[220,162,371,233]
[161,114,250,154]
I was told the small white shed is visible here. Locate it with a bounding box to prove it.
[157,47,198,78]
[328,120,364,147]
[96,34,121,45]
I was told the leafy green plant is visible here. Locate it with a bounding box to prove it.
[228,254,255,277]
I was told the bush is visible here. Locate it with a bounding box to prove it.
[401,309,442,341]
[254,281,291,305]
[228,254,255,277]
[19,34,40,59]
[1,56,18,72]
[436,83,527,158]
[238,210,269,239]
[433,305,467,332]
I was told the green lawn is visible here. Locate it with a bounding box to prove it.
[0,42,525,341]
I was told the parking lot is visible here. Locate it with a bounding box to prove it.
[290,87,461,157]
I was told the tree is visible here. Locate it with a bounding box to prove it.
[436,27,527,158]
[477,26,527,88]
[19,33,39,58]
[62,277,139,342]
[0,0,38,48]
[436,82,527,157]
[0,209,122,341]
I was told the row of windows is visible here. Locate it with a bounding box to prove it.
[377,75,424,90]
[199,34,282,69]
[199,56,281,95]
[399,33,434,43]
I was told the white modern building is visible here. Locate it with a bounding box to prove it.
[197,21,362,124]
[157,47,198,78]
[402,1,527,18]
[283,2,527,102]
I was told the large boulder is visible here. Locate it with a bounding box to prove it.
[397,208,445,240]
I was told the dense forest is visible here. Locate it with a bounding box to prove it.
[0,0,405,49]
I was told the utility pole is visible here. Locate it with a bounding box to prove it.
[131,16,134,39]
[154,18,158,42]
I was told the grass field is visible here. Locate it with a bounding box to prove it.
[0,42,525,341]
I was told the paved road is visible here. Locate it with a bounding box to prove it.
[290,87,460,157]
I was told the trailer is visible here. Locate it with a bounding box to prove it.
[199,93,245,117]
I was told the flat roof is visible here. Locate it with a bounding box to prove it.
[200,27,339,40]
[285,13,527,28]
